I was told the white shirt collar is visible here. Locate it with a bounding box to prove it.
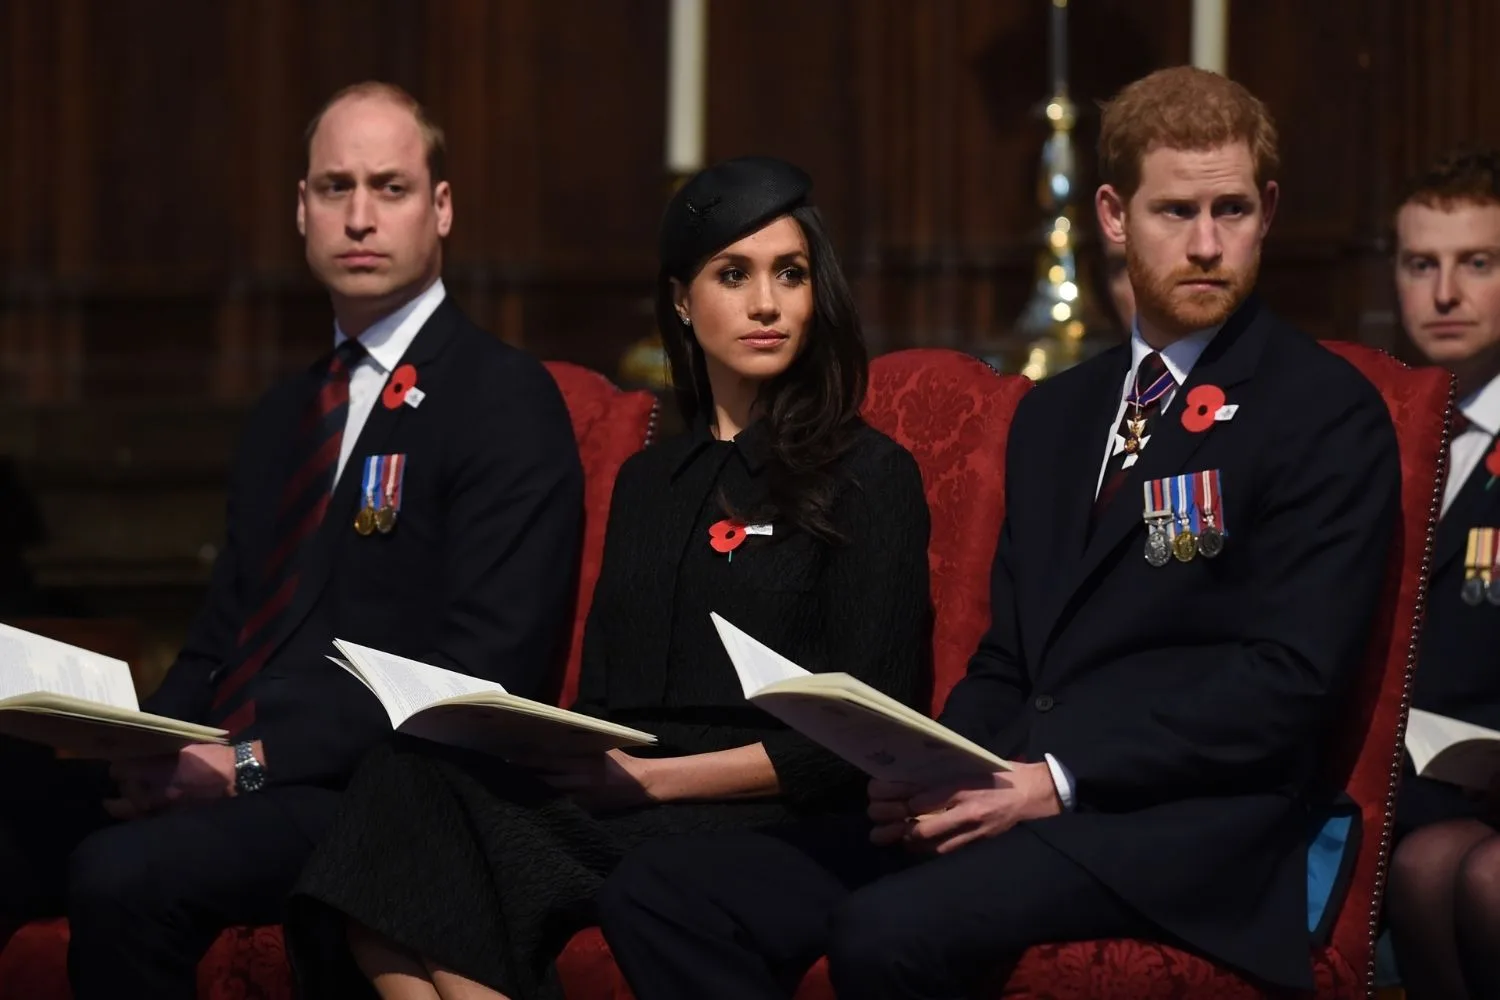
[333,278,447,373]
[1459,369,1500,438]
[1129,319,1220,387]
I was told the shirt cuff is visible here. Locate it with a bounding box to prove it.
[1044,752,1076,811]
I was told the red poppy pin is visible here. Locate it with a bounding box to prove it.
[1180,384,1227,434]
[1485,438,1500,488]
[383,364,419,410]
[709,519,748,560]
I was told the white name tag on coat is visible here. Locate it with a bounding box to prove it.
[745,523,773,536]
[1214,404,1239,421]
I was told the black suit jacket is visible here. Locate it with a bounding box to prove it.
[939,297,1400,988]
[142,298,583,828]
[1411,446,1500,729]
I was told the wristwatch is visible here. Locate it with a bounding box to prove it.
[233,741,266,794]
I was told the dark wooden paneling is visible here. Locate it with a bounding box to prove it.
[12,0,1488,400]
[3,0,1499,667]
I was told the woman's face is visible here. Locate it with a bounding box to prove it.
[674,215,813,390]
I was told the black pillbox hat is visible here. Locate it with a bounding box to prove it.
[658,156,812,280]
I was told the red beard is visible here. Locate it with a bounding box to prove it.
[1127,246,1258,336]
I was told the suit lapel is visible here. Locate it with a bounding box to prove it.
[1434,443,1500,573]
[259,299,462,663]
[1038,297,1269,651]
[1034,346,1131,640]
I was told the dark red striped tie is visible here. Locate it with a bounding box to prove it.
[1093,352,1173,519]
[211,339,365,734]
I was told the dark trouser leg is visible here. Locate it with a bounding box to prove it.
[0,737,114,938]
[827,823,1154,1000]
[66,789,315,1000]
[599,817,896,1000]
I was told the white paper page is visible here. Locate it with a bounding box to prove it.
[710,613,813,698]
[396,703,652,756]
[326,656,375,694]
[333,640,505,728]
[1407,708,1500,774]
[752,691,1005,784]
[0,624,138,709]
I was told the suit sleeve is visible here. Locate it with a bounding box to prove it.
[1053,385,1400,809]
[415,356,584,699]
[760,445,933,807]
[936,512,1031,745]
[936,409,1033,745]
[257,354,583,788]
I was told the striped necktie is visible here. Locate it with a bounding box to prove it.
[1094,351,1173,518]
[211,338,366,734]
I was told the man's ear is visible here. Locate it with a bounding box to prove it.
[1096,184,1128,246]
[296,180,308,237]
[434,180,454,237]
[1259,180,1280,236]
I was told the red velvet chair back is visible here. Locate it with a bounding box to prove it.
[860,349,1033,712]
[1314,342,1450,989]
[540,362,658,709]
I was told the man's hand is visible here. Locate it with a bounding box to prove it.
[104,743,246,820]
[530,749,659,812]
[866,761,1062,855]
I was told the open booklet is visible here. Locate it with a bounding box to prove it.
[0,623,227,758]
[1407,707,1500,791]
[710,613,1013,784]
[330,640,656,757]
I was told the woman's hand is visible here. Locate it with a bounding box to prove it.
[532,749,660,811]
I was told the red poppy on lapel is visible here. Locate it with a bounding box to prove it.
[1181,384,1226,433]
[383,364,418,410]
[1485,438,1500,481]
[709,518,748,555]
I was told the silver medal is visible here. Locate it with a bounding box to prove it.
[1462,577,1485,606]
[1197,526,1224,559]
[1145,524,1172,567]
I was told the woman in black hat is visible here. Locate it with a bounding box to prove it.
[283,156,933,1000]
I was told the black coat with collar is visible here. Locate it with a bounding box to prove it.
[1395,439,1500,833]
[571,418,933,812]
[1411,451,1500,730]
[142,299,584,826]
[939,296,1400,989]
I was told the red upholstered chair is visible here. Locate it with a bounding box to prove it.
[539,362,660,708]
[0,363,657,1000]
[555,348,1034,998]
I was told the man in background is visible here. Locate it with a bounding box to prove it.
[1384,147,1500,1000]
[0,81,583,998]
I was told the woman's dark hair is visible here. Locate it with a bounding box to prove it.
[655,204,869,543]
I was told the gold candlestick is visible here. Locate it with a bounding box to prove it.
[1012,94,1110,381]
[978,0,1111,380]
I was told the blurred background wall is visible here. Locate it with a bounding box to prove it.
[0,0,1495,679]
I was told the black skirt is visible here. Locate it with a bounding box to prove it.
[285,731,799,1000]
[1393,759,1494,844]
